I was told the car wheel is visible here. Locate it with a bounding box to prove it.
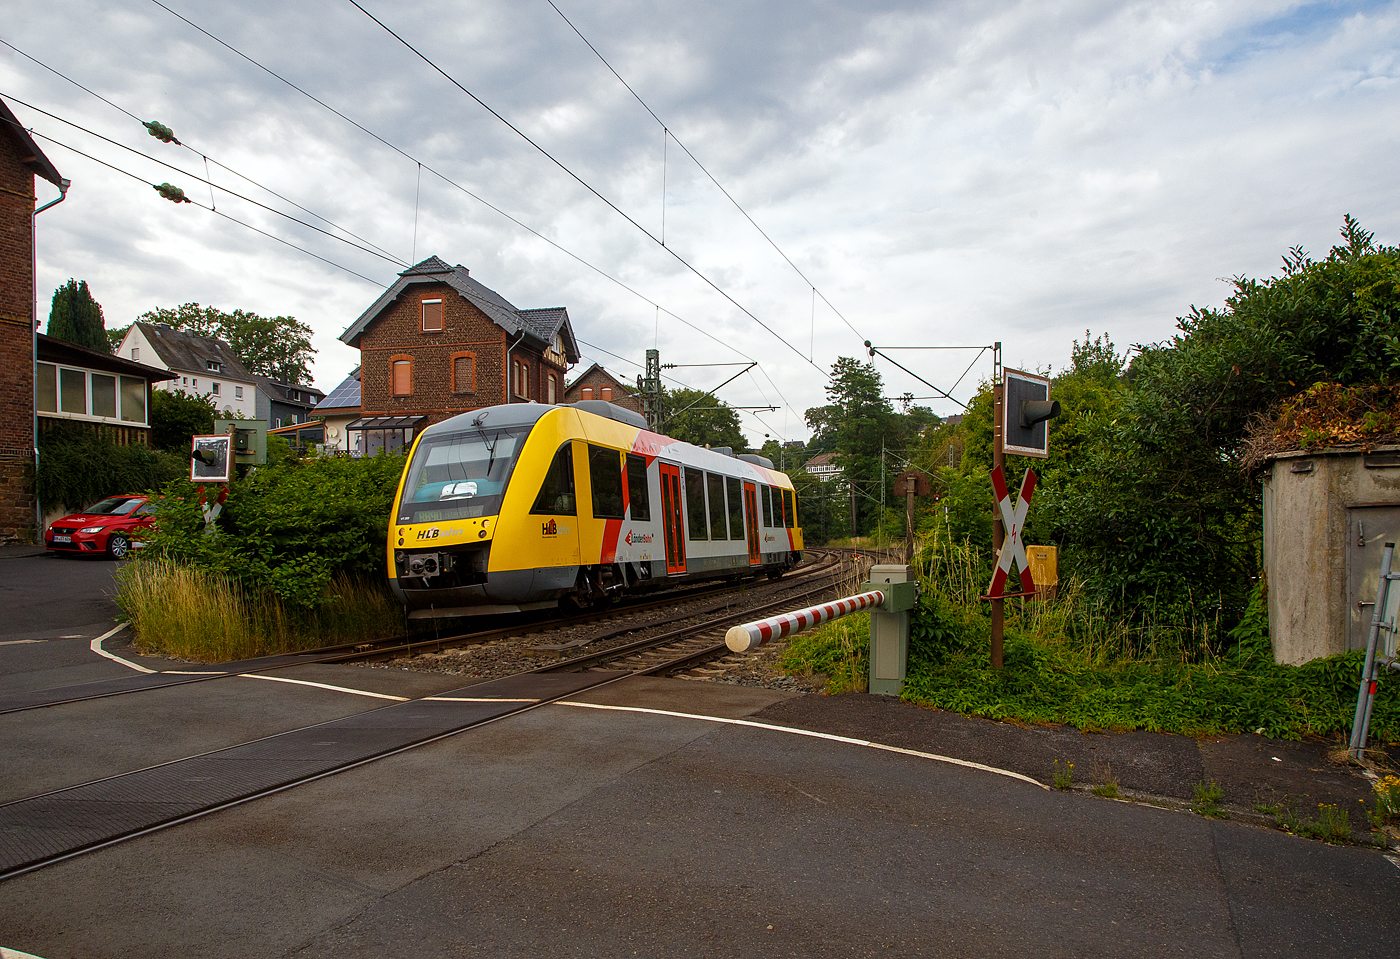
[107,534,131,560]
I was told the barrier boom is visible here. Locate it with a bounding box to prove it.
[725,591,886,653]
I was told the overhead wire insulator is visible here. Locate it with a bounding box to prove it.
[143,119,181,144]
[153,182,192,204]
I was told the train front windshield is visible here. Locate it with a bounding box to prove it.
[396,427,529,524]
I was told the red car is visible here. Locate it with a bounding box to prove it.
[45,495,158,559]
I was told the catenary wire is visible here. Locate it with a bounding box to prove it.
[143,0,811,425]
[17,121,384,285]
[0,39,404,264]
[3,93,407,268]
[342,0,828,379]
[541,0,870,349]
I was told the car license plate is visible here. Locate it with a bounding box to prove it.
[53,535,71,543]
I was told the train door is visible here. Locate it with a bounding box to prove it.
[659,463,686,574]
[743,482,760,565]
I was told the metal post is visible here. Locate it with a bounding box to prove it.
[905,475,916,565]
[991,379,1005,670]
[867,564,917,696]
[1350,542,1395,760]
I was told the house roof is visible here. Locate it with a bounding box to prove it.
[252,375,325,410]
[37,333,175,381]
[0,97,64,188]
[339,256,581,362]
[314,368,361,412]
[135,322,255,382]
[565,362,634,395]
[805,452,840,468]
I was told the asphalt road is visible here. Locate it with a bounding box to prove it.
[0,547,1396,958]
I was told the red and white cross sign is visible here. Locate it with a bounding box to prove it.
[987,467,1037,598]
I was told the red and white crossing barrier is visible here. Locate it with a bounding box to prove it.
[725,590,886,653]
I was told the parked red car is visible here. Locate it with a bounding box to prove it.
[45,495,158,559]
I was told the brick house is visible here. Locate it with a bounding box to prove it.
[1,96,66,542]
[338,256,580,453]
[562,362,643,416]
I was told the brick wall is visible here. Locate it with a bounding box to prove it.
[358,282,565,426]
[0,133,36,541]
[564,367,643,415]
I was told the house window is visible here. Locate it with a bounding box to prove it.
[513,358,529,399]
[421,298,444,333]
[192,378,198,390]
[601,386,613,401]
[130,347,139,362]
[391,356,413,396]
[235,385,243,400]
[60,367,86,414]
[581,386,594,400]
[547,373,557,404]
[182,377,188,385]
[207,360,221,372]
[120,377,146,423]
[36,363,56,412]
[451,352,476,393]
[91,374,117,418]
[211,382,221,396]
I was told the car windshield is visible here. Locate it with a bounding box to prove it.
[83,497,143,516]
[397,427,529,524]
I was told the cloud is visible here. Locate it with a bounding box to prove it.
[4,0,1397,444]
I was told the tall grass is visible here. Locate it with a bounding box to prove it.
[116,557,405,662]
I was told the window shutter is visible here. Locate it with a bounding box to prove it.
[601,387,613,401]
[392,359,412,395]
[581,386,593,400]
[421,299,444,332]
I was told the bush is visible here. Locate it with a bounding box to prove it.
[143,451,406,609]
[37,422,186,511]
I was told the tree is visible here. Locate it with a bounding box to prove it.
[660,388,748,450]
[151,388,216,451]
[804,358,898,535]
[1051,216,1400,610]
[48,280,110,353]
[140,303,316,384]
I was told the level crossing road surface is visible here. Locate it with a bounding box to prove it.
[1,545,1397,957]
[0,665,1396,959]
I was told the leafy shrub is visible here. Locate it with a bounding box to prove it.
[37,422,186,511]
[143,452,406,609]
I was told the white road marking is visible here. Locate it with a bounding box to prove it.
[239,674,409,701]
[89,624,155,674]
[556,701,1048,790]
[161,670,228,675]
[2,946,49,958]
[424,696,540,703]
[0,640,44,647]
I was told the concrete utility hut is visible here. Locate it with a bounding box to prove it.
[1262,444,1400,664]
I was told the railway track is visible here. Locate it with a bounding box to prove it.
[0,548,885,880]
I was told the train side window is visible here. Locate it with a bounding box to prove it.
[726,476,743,540]
[761,484,772,527]
[531,443,577,515]
[783,488,795,529]
[707,472,729,540]
[589,444,625,519]
[626,454,651,522]
[769,485,782,527]
[684,468,708,540]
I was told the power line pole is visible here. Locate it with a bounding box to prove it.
[637,348,662,431]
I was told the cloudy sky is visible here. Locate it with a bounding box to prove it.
[4,0,1397,445]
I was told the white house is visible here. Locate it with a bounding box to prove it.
[116,323,258,418]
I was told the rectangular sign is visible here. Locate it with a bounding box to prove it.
[1002,368,1053,458]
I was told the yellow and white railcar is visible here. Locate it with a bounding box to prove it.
[388,401,803,617]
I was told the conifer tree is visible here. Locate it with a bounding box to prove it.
[47,279,110,354]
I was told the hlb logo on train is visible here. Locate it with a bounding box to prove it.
[416,527,441,540]
[541,519,569,537]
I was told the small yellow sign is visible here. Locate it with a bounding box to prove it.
[1026,545,1058,590]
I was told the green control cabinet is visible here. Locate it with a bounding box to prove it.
[214,418,268,467]
[862,564,919,696]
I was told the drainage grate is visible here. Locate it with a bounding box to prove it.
[0,670,627,879]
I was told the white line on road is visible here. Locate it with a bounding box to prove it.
[424,696,541,703]
[239,674,409,701]
[89,624,155,674]
[0,640,43,647]
[556,701,1048,790]
[2,946,49,958]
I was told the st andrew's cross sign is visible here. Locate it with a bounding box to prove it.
[985,467,1037,599]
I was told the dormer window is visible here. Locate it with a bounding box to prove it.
[207,360,222,372]
[421,298,444,333]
